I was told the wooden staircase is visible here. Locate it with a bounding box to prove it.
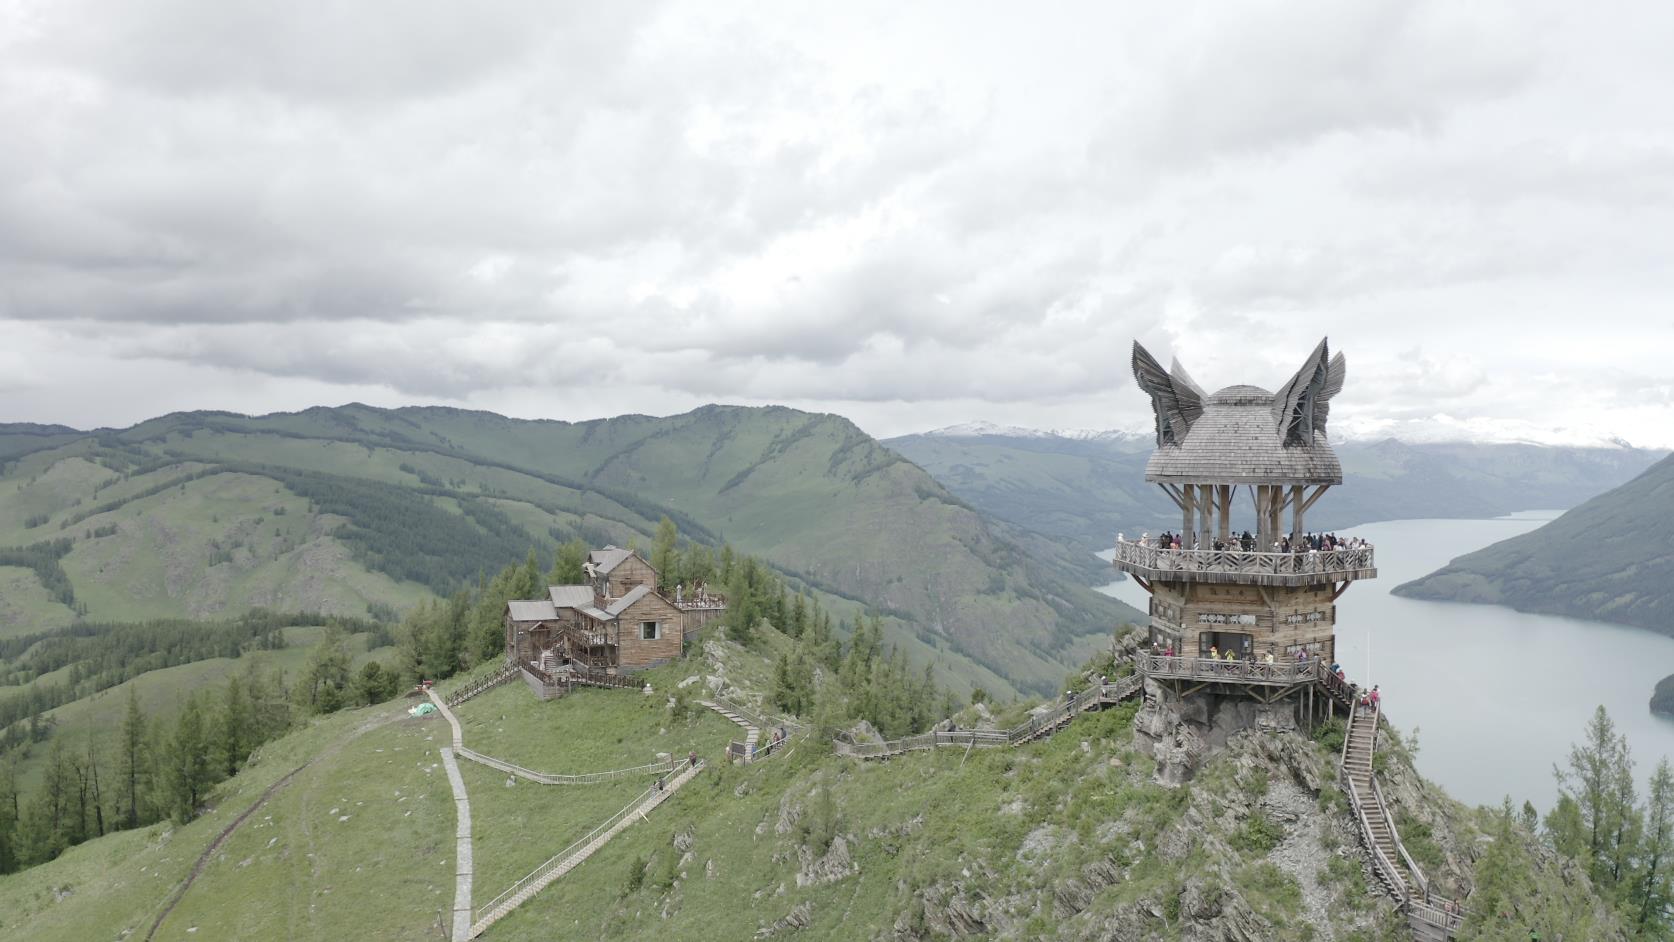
[1339,700,1464,941]
[1343,704,1410,897]
[466,760,706,938]
[701,699,762,759]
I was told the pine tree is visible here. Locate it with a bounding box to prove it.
[789,592,808,639]
[164,696,214,823]
[1557,705,1628,885]
[0,760,17,874]
[1631,759,1674,938]
[117,687,150,829]
[549,538,588,585]
[81,733,105,839]
[651,517,680,590]
[217,676,252,778]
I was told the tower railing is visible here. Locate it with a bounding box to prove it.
[1138,653,1322,685]
[1112,538,1373,578]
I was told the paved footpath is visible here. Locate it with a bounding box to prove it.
[427,688,473,941]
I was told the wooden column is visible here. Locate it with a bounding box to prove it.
[1198,484,1212,549]
[1218,485,1232,542]
[1182,484,1195,546]
[1291,484,1304,543]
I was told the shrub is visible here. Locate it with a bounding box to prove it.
[1313,718,1346,755]
[1231,812,1284,854]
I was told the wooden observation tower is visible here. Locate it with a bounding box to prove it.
[1112,338,1375,688]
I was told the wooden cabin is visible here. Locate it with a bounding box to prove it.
[504,546,725,680]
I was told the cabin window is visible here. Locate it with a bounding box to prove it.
[640,621,660,641]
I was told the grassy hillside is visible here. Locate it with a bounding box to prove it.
[1,638,1627,942]
[1394,452,1674,635]
[0,404,1141,697]
[886,431,1667,556]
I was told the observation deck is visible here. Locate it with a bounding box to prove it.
[1111,537,1376,587]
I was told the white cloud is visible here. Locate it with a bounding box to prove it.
[0,0,1670,447]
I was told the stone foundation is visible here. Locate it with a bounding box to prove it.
[1132,678,1300,786]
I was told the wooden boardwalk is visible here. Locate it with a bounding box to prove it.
[833,675,1143,760]
[466,760,707,938]
[426,688,475,941]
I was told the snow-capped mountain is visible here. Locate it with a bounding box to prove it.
[920,421,1150,444]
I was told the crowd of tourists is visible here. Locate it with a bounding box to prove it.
[1120,530,1370,554]
[1145,641,1382,708]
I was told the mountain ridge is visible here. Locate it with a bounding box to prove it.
[0,403,1141,698]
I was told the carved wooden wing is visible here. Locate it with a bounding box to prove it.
[1131,342,1206,446]
[1272,338,1345,444]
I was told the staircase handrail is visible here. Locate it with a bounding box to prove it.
[1341,696,1356,769]
[1372,765,1431,899]
[455,745,680,786]
[829,680,1142,758]
[1341,762,1412,905]
[1316,661,1355,704]
[475,761,705,919]
[711,694,806,736]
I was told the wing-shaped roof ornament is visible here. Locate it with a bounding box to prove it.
[1272,338,1347,445]
[1131,341,1207,446]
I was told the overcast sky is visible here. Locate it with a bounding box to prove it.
[3,1,1672,447]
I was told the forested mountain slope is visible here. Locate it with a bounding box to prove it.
[0,404,1138,697]
[1394,452,1674,636]
[887,429,1666,555]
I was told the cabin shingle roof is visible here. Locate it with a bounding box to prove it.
[586,547,635,576]
[605,584,653,616]
[548,585,595,609]
[507,599,558,622]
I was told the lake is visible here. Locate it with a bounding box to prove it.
[1098,513,1674,810]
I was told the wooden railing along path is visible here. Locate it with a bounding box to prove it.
[467,760,707,938]
[833,674,1143,760]
[703,695,807,763]
[455,747,682,786]
[447,662,520,707]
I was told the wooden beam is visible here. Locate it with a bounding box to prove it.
[1159,483,1186,511]
[1331,582,1353,602]
[1300,484,1330,515]
[1132,575,1152,594]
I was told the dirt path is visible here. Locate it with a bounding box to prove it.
[144,709,401,942]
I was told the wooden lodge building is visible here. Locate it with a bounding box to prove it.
[1112,339,1376,682]
[504,546,726,682]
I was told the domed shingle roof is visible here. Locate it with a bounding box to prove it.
[1143,385,1342,485]
[1131,340,1346,486]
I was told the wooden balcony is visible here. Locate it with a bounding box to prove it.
[1112,538,1376,586]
